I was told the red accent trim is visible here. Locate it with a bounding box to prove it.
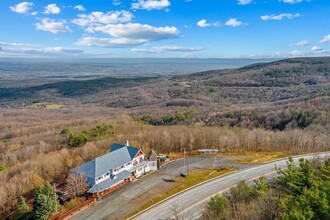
[134,150,144,158]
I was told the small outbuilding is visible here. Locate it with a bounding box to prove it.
[198,149,219,154]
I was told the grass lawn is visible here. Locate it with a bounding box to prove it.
[121,166,236,220]
[28,102,64,109]
[59,197,87,214]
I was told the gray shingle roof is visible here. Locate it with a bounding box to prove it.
[110,143,140,159]
[71,143,141,179]
[87,170,131,193]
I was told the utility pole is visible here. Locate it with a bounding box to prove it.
[180,148,188,177]
[53,183,57,213]
[185,148,188,176]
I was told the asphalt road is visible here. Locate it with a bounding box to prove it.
[131,153,330,220]
[70,156,254,220]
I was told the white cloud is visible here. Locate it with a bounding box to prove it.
[261,13,300,21]
[225,18,244,27]
[0,42,36,47]
[43,4,61,15]
[320,34,330,43]
[238,0,252,5]
[113,0,122,5]
[289,50,304,56]
[280,0,303,4]
[35,18,72,34]
[5,47,83,55]
[197,20,210,28]
[240,47,330,58]
[72,11,133,27]
[311,46,322,52]
[74,5,85,12]
[197,19,219,28]
[76,37,148,47]
[0,41,83,56]
[10,2,34,14]
[76,23,179,48]
[131,0,170,10]
[294,40,309,46]
[91,23,179,40]
[132,45,204,53]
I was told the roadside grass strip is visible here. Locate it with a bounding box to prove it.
[122,166,236,220]
[230,151,287,164]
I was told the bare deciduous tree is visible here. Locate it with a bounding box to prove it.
[65,172,88,198]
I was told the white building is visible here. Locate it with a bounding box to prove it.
[71,141,157,194]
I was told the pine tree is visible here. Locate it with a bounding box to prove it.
[252,176,269,198]
[18,195,30,214]
[33,182,60,220]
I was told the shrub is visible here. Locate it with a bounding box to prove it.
[0,165,6,171]
[68,131,89,148]
[18,196,30,214]
[60,128,72,136]
[91,124,115,138]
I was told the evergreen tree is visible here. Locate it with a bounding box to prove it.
[202,157,330,220]
[251,176,269,198]
[18,195,30,214]
[68,131,89,147]
[277,157,330,220]
[204,194,227,219]
[33,183,60,220]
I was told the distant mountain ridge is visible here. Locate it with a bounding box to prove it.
[0,57,329,109]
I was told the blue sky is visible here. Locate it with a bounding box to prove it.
[0,0,329,58]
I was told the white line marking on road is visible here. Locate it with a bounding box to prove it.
[174,171,278,219]
[204,188,213,193]
[159,210,167,216]
[189,210,202,220]
[182,199,189,204]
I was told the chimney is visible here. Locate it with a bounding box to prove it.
[124,140,129,146]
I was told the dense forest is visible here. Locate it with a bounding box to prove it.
[0,109,329,217]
